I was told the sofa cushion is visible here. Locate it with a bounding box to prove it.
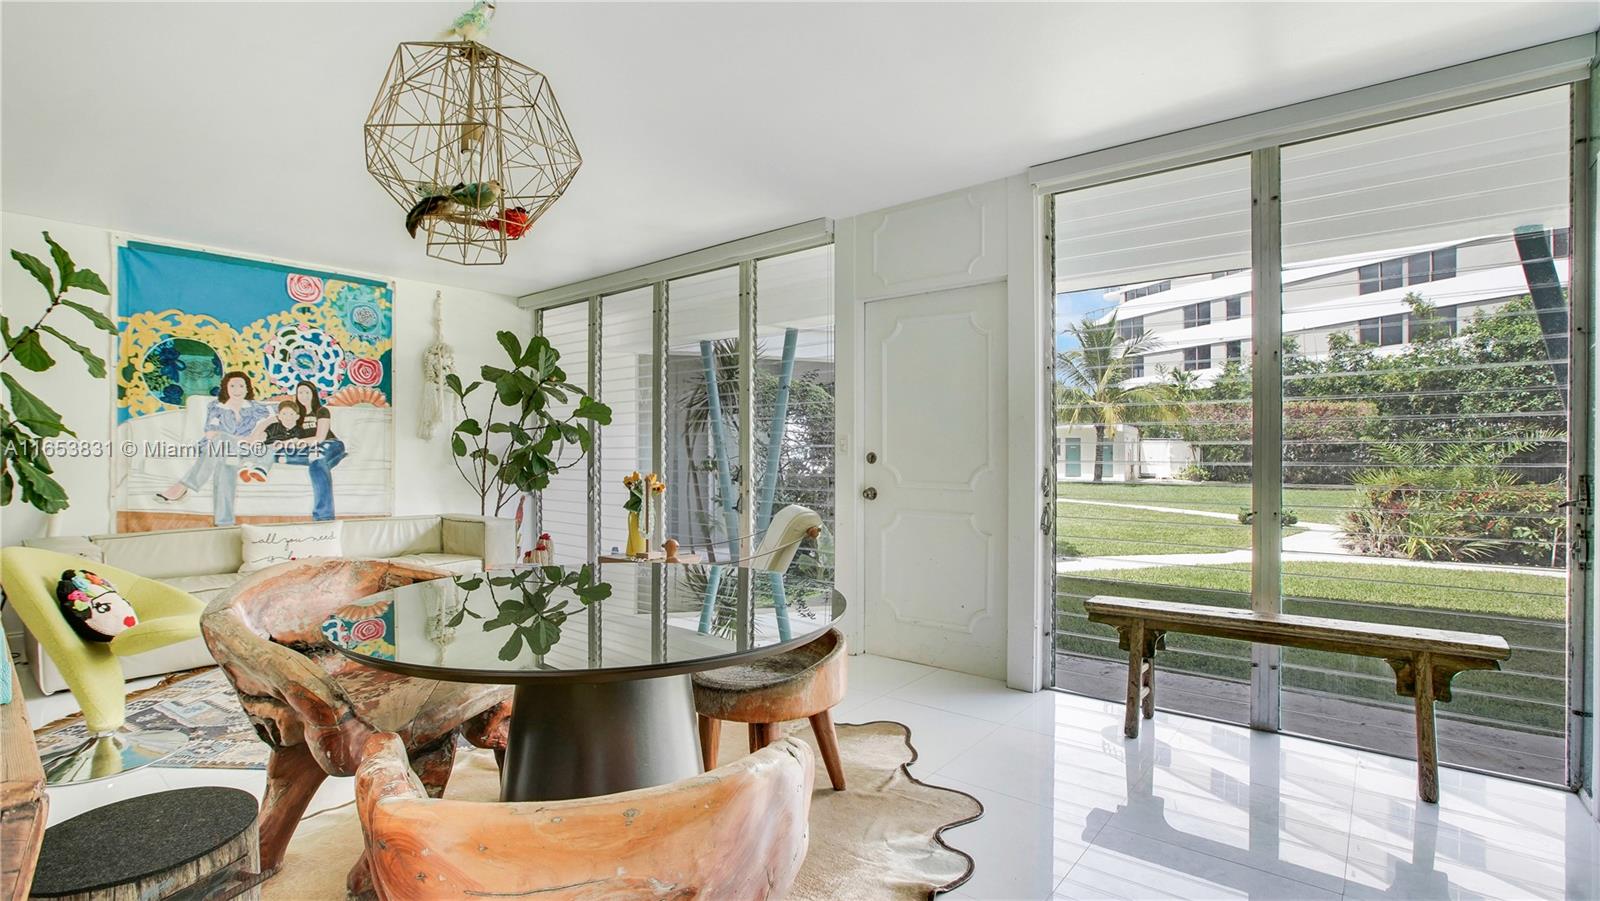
[239,522,344,573]
[97,526,243,578]
[342,517,443,558]
[382,554,483,576]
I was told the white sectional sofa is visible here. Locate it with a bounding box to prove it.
[20,514,515,694]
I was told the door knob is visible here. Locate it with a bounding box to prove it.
[861,487,878,501]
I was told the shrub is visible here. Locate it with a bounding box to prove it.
[1339,438,1567,566]
[1178,399,1377,484]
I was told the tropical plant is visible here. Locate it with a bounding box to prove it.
[1339,434,1565,565]
[1056,316,1175,482]
[446,331,611,516]
[2,232,117,513]
[449,566,612,660]
[676,339,740,556]
[675,339,837,562]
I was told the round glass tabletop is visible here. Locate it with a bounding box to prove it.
[325,562,846,684]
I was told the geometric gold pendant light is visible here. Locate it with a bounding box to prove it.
[364,8,581,266]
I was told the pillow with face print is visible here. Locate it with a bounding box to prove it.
[55,570,139,642]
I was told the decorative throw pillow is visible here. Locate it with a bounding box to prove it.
[55,570,139,643]
[239,522,344,573]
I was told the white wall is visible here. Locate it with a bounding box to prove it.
[0,211,531,542]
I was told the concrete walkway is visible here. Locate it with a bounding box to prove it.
[1055,497,1559,578]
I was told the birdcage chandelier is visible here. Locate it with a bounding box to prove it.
[364,40,581,266]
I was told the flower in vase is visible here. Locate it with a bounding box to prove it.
[623,472,645,514]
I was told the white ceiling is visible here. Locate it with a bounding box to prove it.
[3,2,1596,297]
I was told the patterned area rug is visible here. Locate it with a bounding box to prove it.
[34,667,269,770]
[268,720,983,900]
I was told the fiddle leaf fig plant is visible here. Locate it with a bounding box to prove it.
[447,330,611,516]
[2,232,117,513]
[450,565,613,660]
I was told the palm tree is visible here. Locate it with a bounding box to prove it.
[1056,316,1171,482]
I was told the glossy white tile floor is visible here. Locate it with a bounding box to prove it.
[25,655,1600,900]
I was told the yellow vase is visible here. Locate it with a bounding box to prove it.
[626,511,647,557]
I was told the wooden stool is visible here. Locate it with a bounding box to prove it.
[29,786,261,899]
[692,629,848,790]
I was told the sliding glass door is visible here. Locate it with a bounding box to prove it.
[1051,86,1584,786]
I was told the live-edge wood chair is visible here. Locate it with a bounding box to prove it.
[355,731,814,900]
[201,558,512,894]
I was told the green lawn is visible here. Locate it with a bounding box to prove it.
[1062,560,1564,620]
[1057,503,1273,558]
[1056,562,1567,732]
[1058,480,1361,526]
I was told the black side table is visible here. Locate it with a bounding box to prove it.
[30,787,260,900]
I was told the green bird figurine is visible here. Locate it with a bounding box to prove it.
[444,1,496,42]
[450,180,502,210]
[406,192,457,238]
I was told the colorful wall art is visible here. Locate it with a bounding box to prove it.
[114,241,395,532]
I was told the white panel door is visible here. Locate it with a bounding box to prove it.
[863,282,1007,678]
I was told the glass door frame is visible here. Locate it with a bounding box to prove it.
[1040,71,1597,792]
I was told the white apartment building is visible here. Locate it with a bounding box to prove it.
[1106,228,1570,384]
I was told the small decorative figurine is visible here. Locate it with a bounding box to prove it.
[528,532,553,565]
[663,538,680,563]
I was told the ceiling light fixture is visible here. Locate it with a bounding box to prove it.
[364,3,581,266]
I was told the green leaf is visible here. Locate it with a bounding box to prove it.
[497,629,524,661]
[445,372,464,395]
[455,576,484,591]
[525,335,557,373]
[526,618,561,655]
[496,331,522,366]
[496,376,524,406]
[541,565,564,583]
[11,250,53,297]
[451,434,467,456]
[62,269,109,296]
[38,325,106,378]
[42,232,74,287]
[0,316,12,347]
[574,395,612,425]
[8,331,54,372]
[12,454,68,512]
[3,373,72,438]
[455,418,482,436]
[480,365,510,383]
[59,298,116,332]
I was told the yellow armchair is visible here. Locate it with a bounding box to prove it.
[0,546,205,784]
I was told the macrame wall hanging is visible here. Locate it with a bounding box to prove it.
[418,291,456,439]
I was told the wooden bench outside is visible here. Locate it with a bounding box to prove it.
[1082,596,1511,803]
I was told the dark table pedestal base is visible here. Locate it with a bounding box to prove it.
[502,674,702,802]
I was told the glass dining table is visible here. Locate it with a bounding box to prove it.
[326,561,846,802]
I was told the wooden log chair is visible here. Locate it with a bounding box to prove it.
[693,628,848,791]
[355,731,814,900]
[201,559,512,893]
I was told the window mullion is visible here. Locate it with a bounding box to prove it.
[1250,146,1285,732]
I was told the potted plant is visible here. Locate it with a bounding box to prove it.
[2,232,117,513]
